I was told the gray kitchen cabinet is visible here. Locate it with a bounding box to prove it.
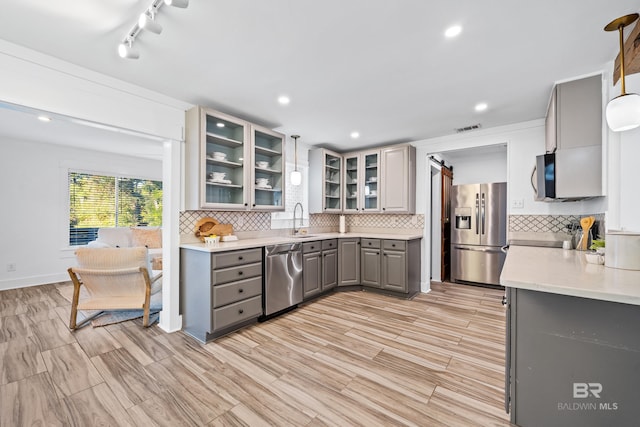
[338,238,360,286]
[361,239,382,288]
[381,144,416,214]
[545,74,602,153]
[303,250,322,299]
[343,150,380,213]
[310,144,415,215]
[506,287,640,426]
[322,248,338,290]
[309,149,343,213]
[185,106,285,211]
[303,240,337,300]
[180,247,263,342]
[382,249,406,292]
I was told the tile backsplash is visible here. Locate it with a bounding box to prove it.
[180,211,271,234]
[509,214,605,235]
[180,210,424,235]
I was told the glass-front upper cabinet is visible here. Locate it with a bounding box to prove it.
[202,111,249,209]
[343,154,360,213]
[251,126,285,210]
[324,151,342,212]
[361,150,380,212]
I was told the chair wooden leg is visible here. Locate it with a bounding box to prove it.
[67,268,81,330]
[142,267,152,328]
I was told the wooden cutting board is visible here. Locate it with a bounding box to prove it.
[194,217,234,241]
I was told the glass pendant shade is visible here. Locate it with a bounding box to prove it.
[290,170,302,186]
[290,134,302,186]
[606,93,640,131]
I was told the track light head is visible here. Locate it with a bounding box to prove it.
[118,41,139,59]
[164,0,189,8]
[138,12,163,34]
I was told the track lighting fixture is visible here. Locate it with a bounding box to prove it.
[118,39,140,59]
[138,11,163,34]
[164,0,189,8]
[118,0,188,60]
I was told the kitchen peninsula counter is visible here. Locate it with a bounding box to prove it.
[501,246,640,427]
[501,245,640,305]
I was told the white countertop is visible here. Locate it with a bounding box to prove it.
[501,246,640,306]
[180,232,423,253]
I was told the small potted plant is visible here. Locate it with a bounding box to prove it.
[589,238,605,254]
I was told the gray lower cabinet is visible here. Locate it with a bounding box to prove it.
[382,240,407,292]
[322,248,338,290]
[361,239,382,288]
[507,288,640,426]
[303,249,322,299]
[338,238,360,286]
[303,240,337,300]
[361,238,420,295]
[180,247,263,342]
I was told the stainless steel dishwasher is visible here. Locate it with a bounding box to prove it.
[263,243,303,317]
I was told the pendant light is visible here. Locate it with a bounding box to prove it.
[604,13,640,132]
[290,135,302,186]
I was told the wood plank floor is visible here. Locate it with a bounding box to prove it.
[0,281,514,426]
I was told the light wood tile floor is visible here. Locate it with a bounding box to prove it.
[0,281,514,426]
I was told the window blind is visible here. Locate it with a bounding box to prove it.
[68,172,162,246]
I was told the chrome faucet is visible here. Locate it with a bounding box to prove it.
[293,202,304,235]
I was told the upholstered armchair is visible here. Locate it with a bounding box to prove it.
[67,247,162,329]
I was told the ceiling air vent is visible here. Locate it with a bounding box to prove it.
[455,123,482,133]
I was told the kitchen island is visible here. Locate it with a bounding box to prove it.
[501,246,640,427]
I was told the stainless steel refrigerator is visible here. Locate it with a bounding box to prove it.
[450,182,507,286]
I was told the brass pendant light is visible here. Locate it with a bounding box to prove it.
[604,13,640,132]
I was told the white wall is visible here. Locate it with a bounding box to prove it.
[442,150,507,186]
[0,136,162,290]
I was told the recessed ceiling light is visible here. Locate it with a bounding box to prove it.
[475,102,488,112]
[278,95,290,105]
[37,115,51,122]
[445,25,462,38]
[216,122,225,128]
[350,131,360,139]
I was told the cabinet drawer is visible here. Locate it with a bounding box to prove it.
[303,241,321,253]
[213,262,262,285]
[383,240,406,251]
[212,296,262,331]
[213,276,262,308]
[361,238,381,248]
[212,248,262,269]
[322,239,337,250]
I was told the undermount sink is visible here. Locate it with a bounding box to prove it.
[292,234,317,239]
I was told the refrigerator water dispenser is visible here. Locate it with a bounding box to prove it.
[454,207,472,229]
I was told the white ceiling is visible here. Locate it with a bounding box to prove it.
[0,0,638,154]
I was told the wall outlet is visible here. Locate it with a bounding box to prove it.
[7,263,16,272]
[411,215,418,225]
[512,199,524,209]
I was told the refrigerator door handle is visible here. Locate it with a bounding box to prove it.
[453,245,505,254]
[481,192,486,235]
[475,193,480,235]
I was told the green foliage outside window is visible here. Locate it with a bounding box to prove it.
[69,172,162,245]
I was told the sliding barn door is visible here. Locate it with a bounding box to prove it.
[440,166,453,281]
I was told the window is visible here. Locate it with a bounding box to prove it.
[68,171,162,246]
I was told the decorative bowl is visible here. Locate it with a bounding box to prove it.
[584,252,604,265]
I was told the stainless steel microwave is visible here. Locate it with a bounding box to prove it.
[533,146,602,202]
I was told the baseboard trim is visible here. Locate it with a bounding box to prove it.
[0,272,69,291]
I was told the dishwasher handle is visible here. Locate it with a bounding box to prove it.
[265,243,302,256]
